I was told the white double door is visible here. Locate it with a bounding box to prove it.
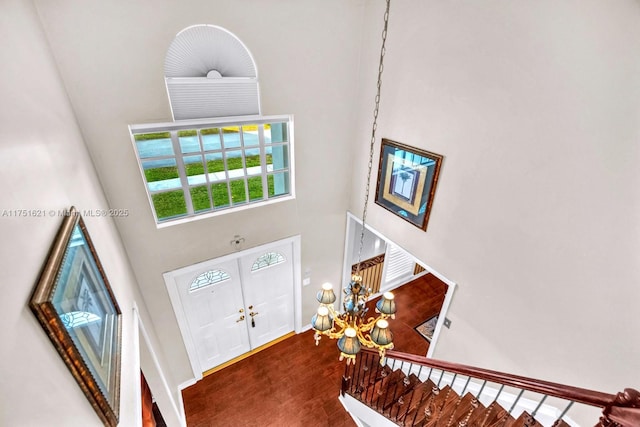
[169,240,295,374]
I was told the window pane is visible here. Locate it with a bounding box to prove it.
[183,155,206,186]
[265,122,287,143]
[242,124,259,147]
[201,128,221,151]
[230,179,247,205]
[268,172,290,198]
[190,186,211,212]
[244,148,261,174]
[205,153,225,182]
[178,130,200,153]
[135,134,174,158]
[270,145,289,171]
[221,126,241,149]
[211,182,230,209]
[142,160,181,192]
[152,190,187,220]
[247,176,263,201]
[226,150,245,179]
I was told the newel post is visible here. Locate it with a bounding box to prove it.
[599,388,640,427]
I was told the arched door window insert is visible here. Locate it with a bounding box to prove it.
[251,252,285,272]
[190,269,231,291]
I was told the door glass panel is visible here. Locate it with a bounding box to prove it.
[189,269,231,292]
[251,252,286,272]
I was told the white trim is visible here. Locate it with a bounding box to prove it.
[133,303,187,427]
[344,211,457,357]
[164,235,302,381]
[131,307,142,427]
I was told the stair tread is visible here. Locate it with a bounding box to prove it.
[415,384,459,426]
[362,368,405,407]
[395,379,438,424]
[383,373,421,418]
[440,392,481,427]
[507,411,543,427]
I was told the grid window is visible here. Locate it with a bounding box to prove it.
[130,116,294,225]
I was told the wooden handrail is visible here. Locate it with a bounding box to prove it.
[360,347,616,408]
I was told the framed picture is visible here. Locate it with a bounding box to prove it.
[30,206,121,426]
[375,139,443,231]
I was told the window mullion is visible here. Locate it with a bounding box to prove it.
[171,131,194,215]
[220,130,233,206]
[198,130,213,209]
[259,125,268,199]
[240,127,249,202]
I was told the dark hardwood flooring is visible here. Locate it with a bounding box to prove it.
[181,273,448,426]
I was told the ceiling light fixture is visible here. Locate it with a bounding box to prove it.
[312,0,394,365]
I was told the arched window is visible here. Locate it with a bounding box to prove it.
[251,252,285,272]
[190,269,231,291]
[164,25,260,120]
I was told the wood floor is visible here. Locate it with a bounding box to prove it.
[181,273,448,427]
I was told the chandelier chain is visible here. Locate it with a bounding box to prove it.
[356,0,391,276]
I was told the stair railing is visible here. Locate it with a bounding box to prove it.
[342,347,640,426]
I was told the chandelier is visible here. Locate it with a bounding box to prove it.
[312,0,393,365]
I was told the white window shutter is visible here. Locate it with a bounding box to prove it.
[384,243,414,284]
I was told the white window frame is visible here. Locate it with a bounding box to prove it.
[129,114,295,227]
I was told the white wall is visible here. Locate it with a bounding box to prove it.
[0,1,179,425]
[352,1,640,420]
[34,0,367,385]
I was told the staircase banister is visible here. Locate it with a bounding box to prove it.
[367,347,617,408]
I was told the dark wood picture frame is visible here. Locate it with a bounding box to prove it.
[30,206,122,426]
[375,138,443,231]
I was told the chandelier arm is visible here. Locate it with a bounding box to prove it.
[355,326,376,348]
[360,315,384,333]
[355,0,391,276]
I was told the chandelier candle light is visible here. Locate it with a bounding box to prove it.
[312,0,394,365]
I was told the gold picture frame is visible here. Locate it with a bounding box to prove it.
[375,139,443,231]
[29,206,122,426]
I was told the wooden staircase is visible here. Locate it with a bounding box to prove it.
[341,348,640,427]
[345,363,570,426]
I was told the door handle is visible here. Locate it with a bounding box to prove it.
[249,311,259,317]
[236,315,245,322]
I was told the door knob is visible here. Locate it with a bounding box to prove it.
[236,315,245,322]
[239,308,244,313]
[248,305,253,310]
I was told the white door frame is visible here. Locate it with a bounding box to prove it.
[164,235,302,381]
[343,212,456,358]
